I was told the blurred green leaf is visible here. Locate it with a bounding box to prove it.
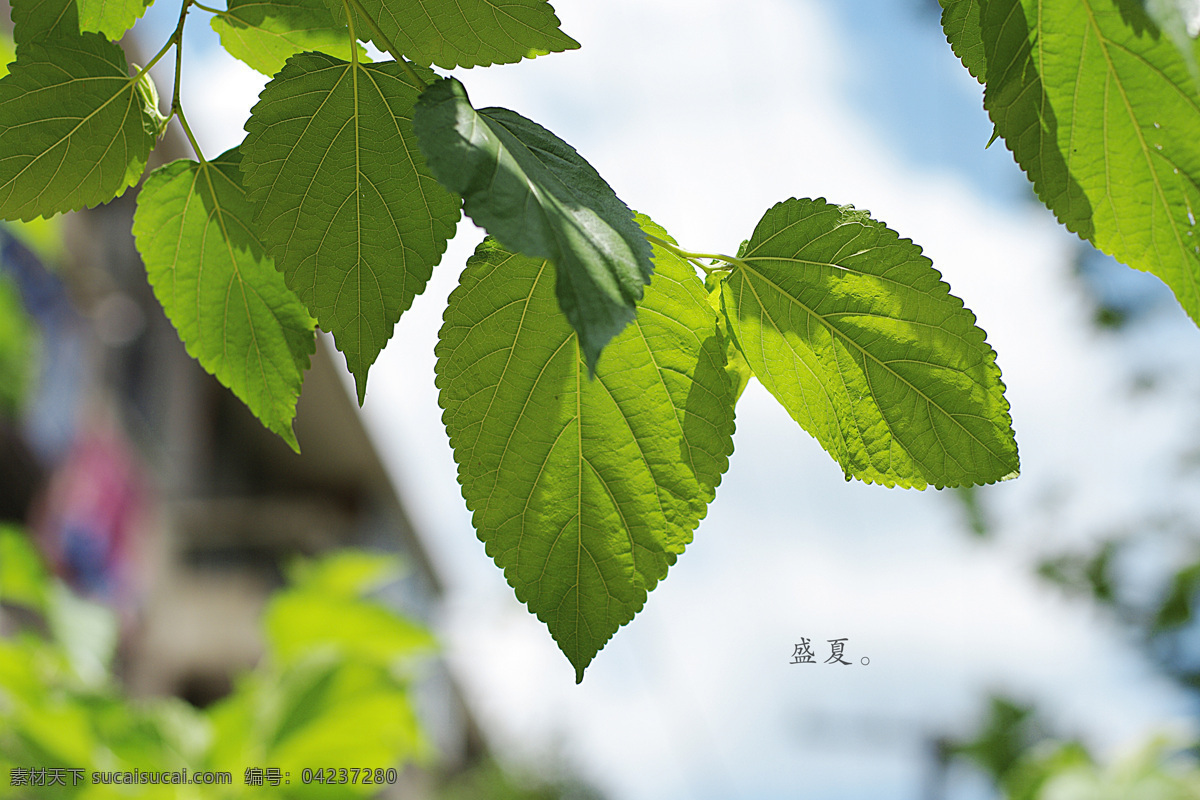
[0,525,48,611]
[1155,562,1200,632]
[284,549,403,598]
[265,587,434,668]
[0,275,36,417]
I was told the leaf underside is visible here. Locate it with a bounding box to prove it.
[132,148,316,451]
[722,197,1018,489]
[241,52,460,402]
[942,0,1200,326]
[436,219,736,681]
[338,0,578,68]
[0,36,163,221]
[414,76,654,374]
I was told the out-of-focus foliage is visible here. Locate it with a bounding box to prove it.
[0,274,36,418]
[437,757,603,800]
[944,695,1200,800]
[1037,528,1200,690]
[0,530,434,798]
[943,696,1049,785]
[1005,737,1200,800]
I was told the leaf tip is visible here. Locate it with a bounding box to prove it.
[281,426,301,454]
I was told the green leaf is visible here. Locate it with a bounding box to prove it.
[77,0,151,41]
[0,525,49,612]
[944,0,1200,327]
[11,0,80,52]
[340,0,578,68]
[415,77,653,374]
[939,0,985,81]
[284,549,403,597]
[1,32,13,78]
[266,656,426,781]
[721,198,1018,489]
[436,219,736,681]
[132,148,316,451]
[705,271,751,403]
[0,36,166,221]
[1153,561,1200,631]
[267,551,434,667]
[266,593,435,668]
[241,52,459,402]
[211,0,367,77]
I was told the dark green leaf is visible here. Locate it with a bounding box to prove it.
[241,53,459,402]
[415,76,653,374]
[437,219,736,680]
[721,198,1018,489]
[11,0,79,52]
[132,148,316,451]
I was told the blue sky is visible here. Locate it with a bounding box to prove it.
[157,1,1200,797]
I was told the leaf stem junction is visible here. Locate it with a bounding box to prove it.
[645,234,742,275]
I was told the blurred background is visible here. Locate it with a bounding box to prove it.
[4,0,1200,798]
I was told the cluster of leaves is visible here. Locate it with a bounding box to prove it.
[0,0,1025,678]
[0,528,435,798]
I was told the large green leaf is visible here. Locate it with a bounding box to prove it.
[339,0,577,68]
[211,0,366,77]
[943,0,1200,325]
[241,52,459,402]
[77,0,151,41]
[0,36,166,221]
[132,148,316,451]
[721,198,1018,489]
[415,77,653,375]
[437,219,736,680]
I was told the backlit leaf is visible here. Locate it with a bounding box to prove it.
[721,197,1018,489]
[340,0,577,68]
[241,52,459,402]
[77,0,151,41]
[0,36,165,220]
[415,76,653,374]
[211,0,366,77]
[437,219,736,680]
[943,0,1200,326]
[132,148,316,451]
